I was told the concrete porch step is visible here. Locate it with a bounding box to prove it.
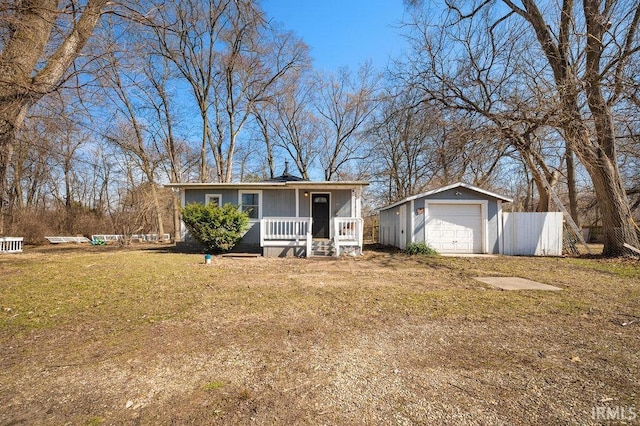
[311,240,335,257]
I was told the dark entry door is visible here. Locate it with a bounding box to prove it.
[312,193,330,238]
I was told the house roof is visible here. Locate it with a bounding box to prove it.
[166,162,369,189]
[262,161,309,182]
[165,181,368,190]
[378,182,513,211]
[262,173,308,182]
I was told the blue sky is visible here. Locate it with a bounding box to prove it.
[261,0,409,72]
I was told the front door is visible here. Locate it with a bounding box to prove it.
[312,193,330,238]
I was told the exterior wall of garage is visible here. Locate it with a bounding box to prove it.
[379,204,400,247]
[378,185,507,254]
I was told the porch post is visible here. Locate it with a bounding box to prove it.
[333,218,340,257]
[355,187,362,254]
[295,188,300,218]
[306,217,312,258]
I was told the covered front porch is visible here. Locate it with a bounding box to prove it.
[260,217,363,257]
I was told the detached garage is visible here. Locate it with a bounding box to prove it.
[378,182,513,254]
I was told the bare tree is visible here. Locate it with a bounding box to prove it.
[97,43,167,240]
[153,1,307,182]
[501,0,640,254]
[247,27,313,180]
[416,0,640,255]
[252,68,319,180]
[368,84,512,203]
[400,4,560,208]
[368,88,440,201]
[0,0,109,233]
[143,55,192,242]
[214,14,309,182]
[10,108,55,212]
[252,106,278,179]
[152,0,232,182]
[314,64,380,181]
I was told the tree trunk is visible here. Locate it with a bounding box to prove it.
[559,102,640,254]
[149,183,165,242]
[200,110,209,182]
[0,143,11,234]
[0,102,29,234]
[255,113,275,179]
[534,177,550,212]
[582,147,639,256]
[172,190,181,242]
[518,147,557,212]
[505,0,640,255]
[225,128,236,183]
[582,0,638,254]
[565,147,580,227]
[0,0,107,233]
[12,159,24,211]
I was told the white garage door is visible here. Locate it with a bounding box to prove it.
[425,204,483,253]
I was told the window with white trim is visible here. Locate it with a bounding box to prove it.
[205,194,222,206]
[239,190,261,219]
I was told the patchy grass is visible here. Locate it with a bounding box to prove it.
[202,381,226,391]
[567,257,640,279]
[86,417,103,426]
[0,245,638,425]
[0,250,202,334]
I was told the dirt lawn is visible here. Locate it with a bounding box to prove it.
[1,245,639,425]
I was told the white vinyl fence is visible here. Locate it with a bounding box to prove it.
[502,212,563,256]
[0,237,23,253]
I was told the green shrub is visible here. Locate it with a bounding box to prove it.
[181,203,249,254]
[403,242,439,256]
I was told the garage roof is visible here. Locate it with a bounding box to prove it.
[378,182,513,211]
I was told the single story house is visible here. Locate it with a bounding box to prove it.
[166,170,368,257]
[378,182,513,254]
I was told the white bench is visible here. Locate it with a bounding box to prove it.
[130,233,171,242]
[91,234,170,242]
[45,236,91,244]
[0,237,23,253]
[90,235,124,242]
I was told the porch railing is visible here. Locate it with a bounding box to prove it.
[259,217,363,257]
[333,217,363,256]
[0,237,23,253]
[260,217,313,257]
